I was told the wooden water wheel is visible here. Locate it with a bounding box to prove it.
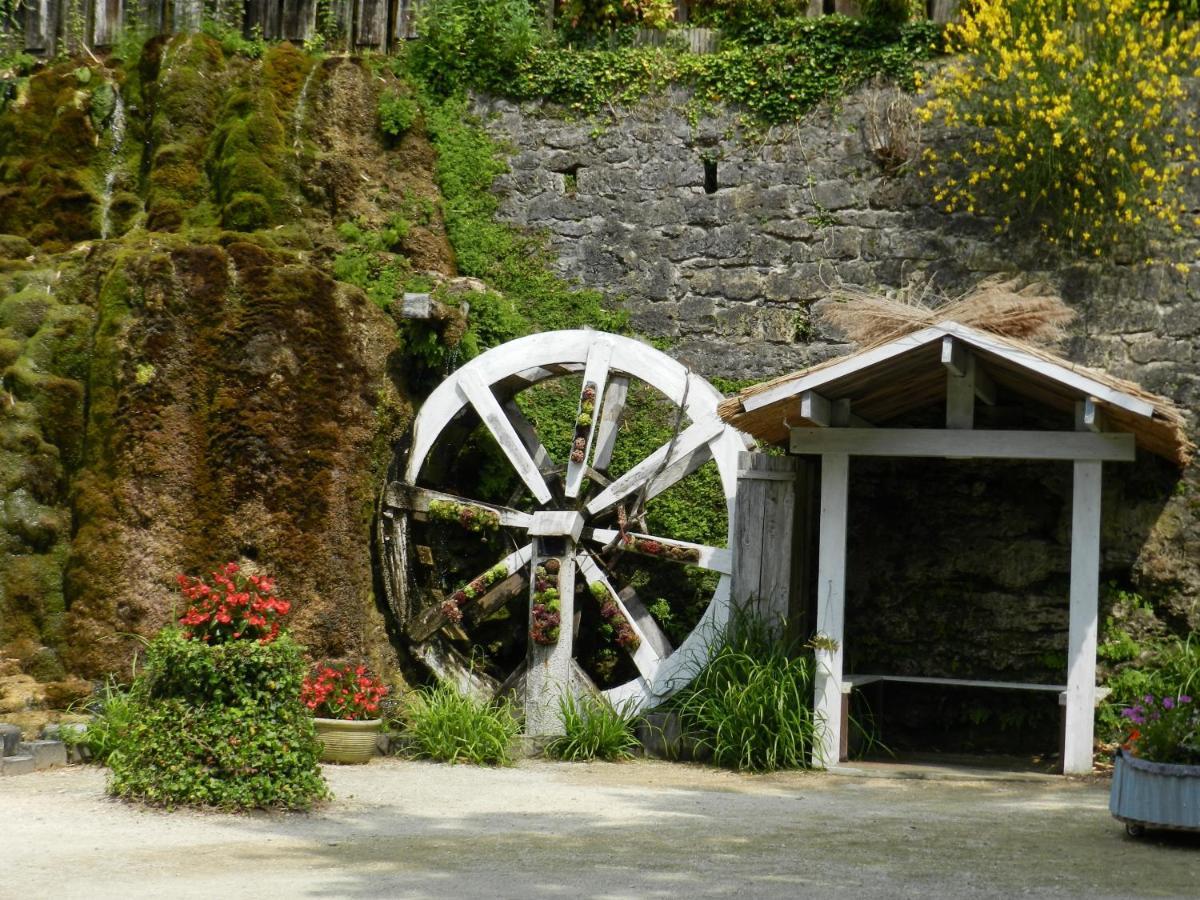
[378,330,748,733]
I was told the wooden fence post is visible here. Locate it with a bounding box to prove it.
[732,452,799,637]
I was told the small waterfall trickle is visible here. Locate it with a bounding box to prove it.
[99,84,127,240]
[292,65,319,157]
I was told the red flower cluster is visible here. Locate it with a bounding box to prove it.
[301,663,389,720]
[177,562,291,644]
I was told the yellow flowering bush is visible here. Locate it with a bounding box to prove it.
[919,0,1200,255]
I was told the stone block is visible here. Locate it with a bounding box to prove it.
[810,180,857,211]
[0,754,35,776]
[19,740,67,770]
[0,723,21,756]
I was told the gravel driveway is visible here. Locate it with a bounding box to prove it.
[2,758,1197,898]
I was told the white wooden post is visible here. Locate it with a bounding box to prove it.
[525,534,576,737]
[1064,460,1102,774]
[813,452,850,768]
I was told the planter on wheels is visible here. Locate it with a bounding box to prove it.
[313,717,382,764]
[1110,748,1200,837]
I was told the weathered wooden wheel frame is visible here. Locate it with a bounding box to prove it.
[379,330,747,732]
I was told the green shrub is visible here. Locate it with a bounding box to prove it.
[402,682,519,765]
[920,0,1200,255]
[412,0,540,96]
[672,618,818,772]
[378,90,419,139]
[106,629,327,810]
[546,693,642,761]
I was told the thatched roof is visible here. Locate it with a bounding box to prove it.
[718,321,1193,467]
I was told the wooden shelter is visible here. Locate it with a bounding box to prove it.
[720,321,1191,774]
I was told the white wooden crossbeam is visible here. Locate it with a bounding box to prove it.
[790,428,1135,462]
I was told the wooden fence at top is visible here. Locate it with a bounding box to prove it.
[1,0,960,58]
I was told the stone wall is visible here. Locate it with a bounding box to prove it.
[474,86,1200,694]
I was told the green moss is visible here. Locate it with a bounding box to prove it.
[0,234,33,259]
[143,35,227,231]
[205,43,313,232]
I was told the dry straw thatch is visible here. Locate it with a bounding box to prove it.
[816,275,1075,349]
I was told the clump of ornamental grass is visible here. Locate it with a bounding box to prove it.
[545,693,643,762]
[919,0,1200,257]
[402,682,519,766]
[671,617,819,772]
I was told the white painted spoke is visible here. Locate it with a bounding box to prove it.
[388,484,534,530]
[458,368,554,505]
[583,528,731,575]
[575,553,663,683]
[591,375,629,472]
[565,336,614,499]
[584,416,725,517]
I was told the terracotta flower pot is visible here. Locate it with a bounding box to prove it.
[313,717,382,764]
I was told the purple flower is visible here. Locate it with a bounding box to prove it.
[1163,696,1175,710]
[1181,696,1193,704]
[1145,694,1156,704]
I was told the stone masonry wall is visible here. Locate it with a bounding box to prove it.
[474,86,1200,694]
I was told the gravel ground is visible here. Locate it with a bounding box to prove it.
[2,759,1198,899]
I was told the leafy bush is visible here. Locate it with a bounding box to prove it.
[412,0,541,96]
[107,629,327,810]
[378,90,419,139]
[672,618,819,772]
[556,0,676,36]
[920,0,1200,255]
[546,693,642,761]
[402,683,520,765]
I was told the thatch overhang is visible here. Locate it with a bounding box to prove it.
[718,321,1193,467]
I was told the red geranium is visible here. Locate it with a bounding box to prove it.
[177,562,291,645]
[301,663,389,720]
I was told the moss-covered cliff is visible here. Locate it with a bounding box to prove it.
[0,38,451,717]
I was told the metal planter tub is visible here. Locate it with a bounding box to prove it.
[1110,748,1200,837]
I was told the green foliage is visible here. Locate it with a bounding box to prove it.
[557,0,676,38]
[401,683,519,765]
[378,90,419,139]
[332,216,413,310]
[545,693,642,761]
[671,616,818,772]
[200,19,266,59]
[78,677,138,763]
[1100,631,1200,741]
[106,629,328,810]
[423,94,627,342]
[411,0,541,96]
[404,0,938,125]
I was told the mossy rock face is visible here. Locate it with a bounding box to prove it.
[62,237,407,678]
[0,64,101,248]
[143,35,227,232]
[220,191,273,231]
[0,235,33,259]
